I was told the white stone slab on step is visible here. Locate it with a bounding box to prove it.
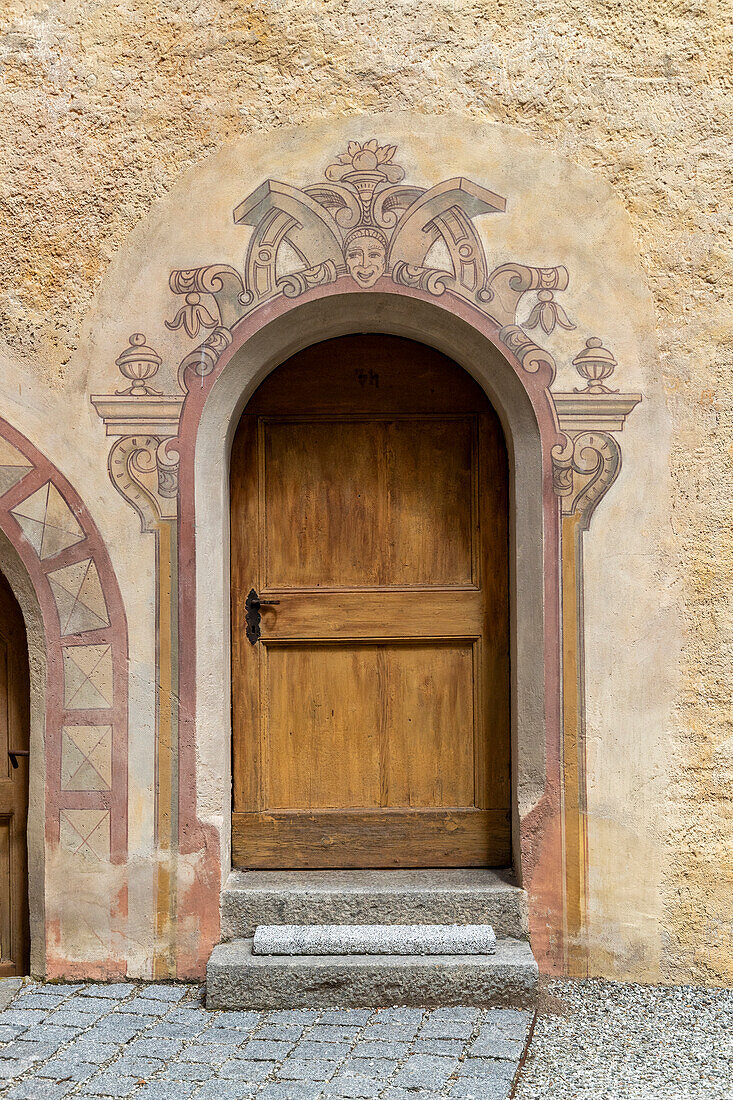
[251,923,497,956]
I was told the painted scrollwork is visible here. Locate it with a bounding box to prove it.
[551,431,621,530]
[168,265,250,331]
[304,182,364,232]
[108,435,178,533]
[391,261,452,296]
[371,185,423,231]
[498,324,557,381]
[178,326,233,391]
[166,140,574,382]
[277,260,339,299]
[156,438,180,500]
[480,264,571,328]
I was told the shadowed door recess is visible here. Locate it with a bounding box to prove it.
[231,335,510,869]
[0,572,30,975]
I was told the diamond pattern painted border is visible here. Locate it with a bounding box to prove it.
[59,809,110,861]
[0,437,33,496]
[48,558,110,635]
[11,480,85,560]
[62,644,114,710]
[61,725,112,791]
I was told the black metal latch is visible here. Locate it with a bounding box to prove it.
[8,749,29,769]
[245,588,280,645]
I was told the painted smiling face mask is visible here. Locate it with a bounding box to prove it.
[344,229,387,288]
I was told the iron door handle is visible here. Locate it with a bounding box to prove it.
[8,749,29,769]
[245,588,281,645]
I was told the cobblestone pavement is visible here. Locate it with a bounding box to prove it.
[0,980,530,1100]
[514,979,733,1100]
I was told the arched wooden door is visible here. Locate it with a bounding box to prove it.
[231,335,510,869]
[0,572,30,975]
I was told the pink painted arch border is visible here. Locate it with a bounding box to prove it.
[173,278,568,975]
[0,415,129,977]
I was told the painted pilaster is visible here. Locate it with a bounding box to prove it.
[92,341,183,979]
[552,340,641,974]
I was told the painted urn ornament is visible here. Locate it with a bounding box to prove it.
[115,333,163,396]
[573,337,619,394]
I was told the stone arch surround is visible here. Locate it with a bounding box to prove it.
[185,285,563,970]
[0,417,129,978]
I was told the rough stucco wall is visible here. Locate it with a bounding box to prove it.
[1,0,731,985]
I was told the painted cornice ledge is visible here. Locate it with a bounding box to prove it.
[552,392,642,434]
[90,395,184,438]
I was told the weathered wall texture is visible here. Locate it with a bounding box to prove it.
[1,0,731,985]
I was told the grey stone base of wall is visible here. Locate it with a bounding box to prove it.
[206,937,538,1009]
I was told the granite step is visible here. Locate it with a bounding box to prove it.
[206,936,538,1009]
[221,868,529,941]
[251,922,498,955]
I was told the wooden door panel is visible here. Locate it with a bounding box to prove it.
[263,418,475,588]
[381,643,475,808]
[241,335,501,417]
[232,808,511,869]
[0,574,30,976]
[263,419,382,589]
[265,645,382,810]
[231,335,510,869]
[0,816,10,967]
[253,589,483,640]
[263,642,475,812]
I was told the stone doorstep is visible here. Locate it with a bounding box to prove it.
[251,923,498,956]
[206,938,538,1010]
[220,869,529,942]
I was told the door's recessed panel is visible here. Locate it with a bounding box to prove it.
[263,418,474,589]
[382,643,475,808]
[0,816,10,964]
[265,643,475,811]
[265,644,382,810]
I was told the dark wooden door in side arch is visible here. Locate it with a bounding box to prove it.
[231,335,510,869]
[0,572,30,975]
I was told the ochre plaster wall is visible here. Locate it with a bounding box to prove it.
[0,0,730,985]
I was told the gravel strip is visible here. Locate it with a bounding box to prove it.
[513,978,733,1100]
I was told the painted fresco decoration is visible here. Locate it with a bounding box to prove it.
[92,138,643,543]
[96,138,641,539]
[90,135,642,980]
[164,139,578,386]
[0,418,129,977]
